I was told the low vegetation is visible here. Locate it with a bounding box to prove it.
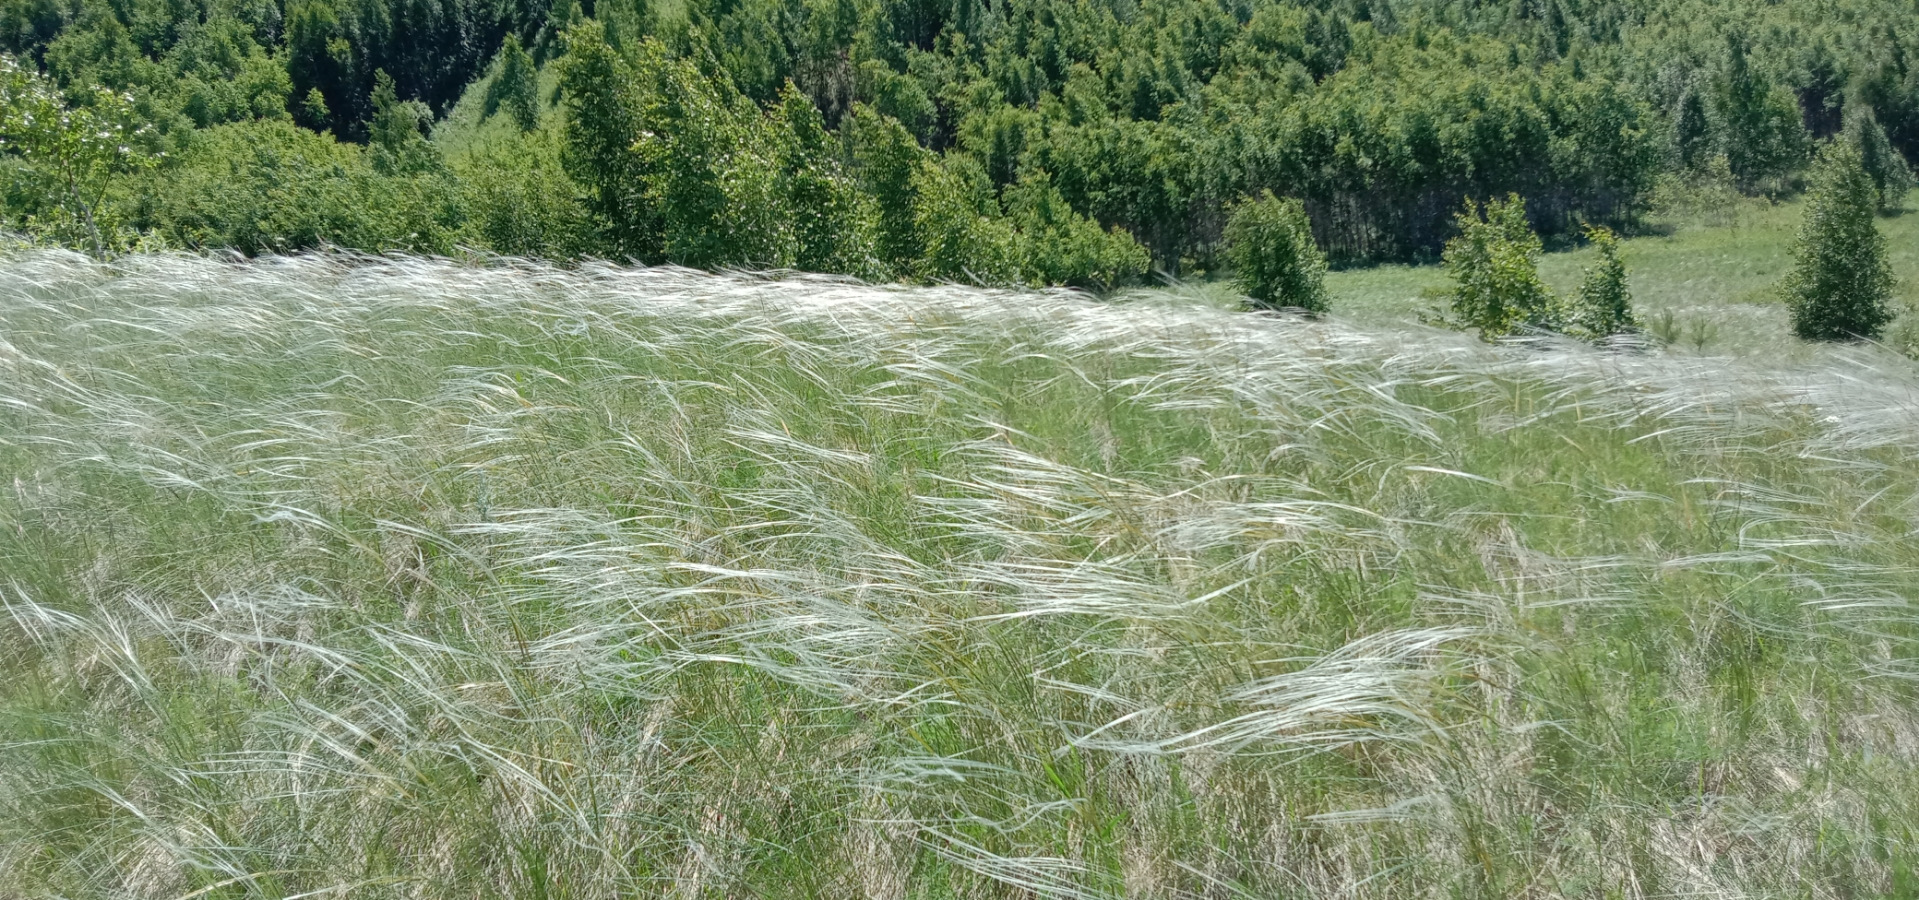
[5,252,1919,897]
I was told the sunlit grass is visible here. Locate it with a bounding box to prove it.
[1324,190,1919,361]
[3,250,1919,897]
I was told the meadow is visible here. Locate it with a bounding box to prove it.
[4,237,1919,898]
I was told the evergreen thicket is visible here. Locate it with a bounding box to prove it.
[0,0,1912,300]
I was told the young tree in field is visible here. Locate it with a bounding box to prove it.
[1442,194,1558,340]
[1223,190,1329,314]
[484,35,541,133]
[1569,225,1636,340]
[0,55,151,255]
[1783,141,1895,341]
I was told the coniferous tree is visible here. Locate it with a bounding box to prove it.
[911,158,1018,285]
[1784,141,1896,341]
[776,85,882,278]
[848,105,931,276]
[368,71,438,176]
[484,35,541,133]
[1713,31,1808,190]
[1843,105,1912,212]
[556,22,661,261]
[1673,85,1712,171]
[1004,170,1151,291]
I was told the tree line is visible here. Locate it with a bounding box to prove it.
[0,0,1913,295]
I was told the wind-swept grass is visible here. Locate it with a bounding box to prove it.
[4,250,1919,898]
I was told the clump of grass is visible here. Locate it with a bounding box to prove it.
[3,250,1919,898]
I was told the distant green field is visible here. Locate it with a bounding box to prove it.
[1312,192,1919,361]
[4,248,1919,898]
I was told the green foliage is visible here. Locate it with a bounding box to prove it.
[1003,170,1149,290]
[1569,225,1636,340]
[1783,141,1896,341]
[1843,106,1912,213]
[1222,189,1328,314]
[1442,194,1559,341]
[1712,32,1809,192]
[848,104,930,276]
[4,0,1919,284]
[484,35,542,133]
[775,85,883,278]
[911,156,1017,284]
[556,22,660,261]
[138,118,460,255]
[455,127,595,260]
[369,70,439,176]
[634,42,792,270]
[0,54,153,254]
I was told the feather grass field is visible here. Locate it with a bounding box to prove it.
[4,250,1919,897]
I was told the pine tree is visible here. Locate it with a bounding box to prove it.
[1672,85,1711,171]
[776,85,882,278]
[1784,141,1896,341]
[1223,190,1329,314]
[1713,31,1808,191]
[847,105,930,276]
[556,22,662,261]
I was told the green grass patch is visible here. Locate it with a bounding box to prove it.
[2,252,1919,897]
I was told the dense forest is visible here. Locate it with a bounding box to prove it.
[0,0,1915,286]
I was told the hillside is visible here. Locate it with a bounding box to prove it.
[4,250,1919,897]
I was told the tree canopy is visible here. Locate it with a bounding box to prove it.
[0,0,1911,294]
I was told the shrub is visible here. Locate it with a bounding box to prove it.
[1441,194,1558,340]
[139,119,460,255]
[1783,141,1896,341]
[455,127,596,260]
[1223,190,1329,314]
[1005,171,1150,291]
[911,158,1018,285]
[0,54,153,254]
[1569,225,1636,340]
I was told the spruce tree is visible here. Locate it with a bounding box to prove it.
[1784,141,1896,341]
[1714,31,1808,190]
[368,71,438,176]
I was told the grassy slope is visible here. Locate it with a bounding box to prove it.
[1319,193,1919,360]
[3,247,1919,897]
